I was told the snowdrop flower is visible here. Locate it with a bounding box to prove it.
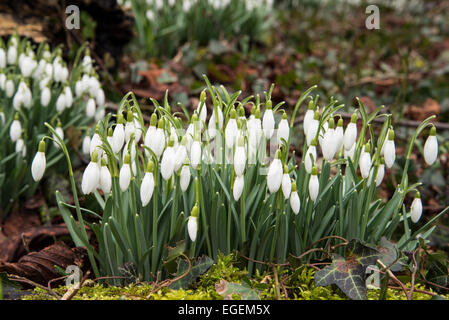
[225,109,238,149]
[262,100,275,139]
[306,110,320,145]
[187,205,199,242]
[190,139,202,169]
[0,73,6,90]
[64,86,73,108]
[112,114,125,153]
[196,90,207,125]
[321,118,336,161]
[174,136,188,171]
[5,79,14,98]
[90,126,102,156]
[233,174,244,201]
[180,160,191,192]
[161,136,176,180]
[308,166,319,202]
[124,111,136,142]
[81,150,101,194]
[12,89,23,109]
[95,107,105,123]
[41,86,51,107]
[369,158,385,187]
[10,115,21,142]
[82,135,91,155]
[31,140,46,181]
[359,143,372,179]
[234,136,246,176]
[20,56,36,77]
[208,105,223,139]
[86,97,96,117]
[0,48,5,68]
[303,100,315,136]
[343,112,358,150]
[15,138,26,157]
[99,159,112,194]
[304,138,317,174]
[56,92,67,112]
[7,44,17,65]
[96,88,105,106]
[410,192,423,223]
[144,113,157,152]
[119,153,132,192]
[290,180,300,214]
[423,125,438,166]
[344,142,356,160]
[248,108,262,150]
[53,122,64,148]
[267,150,283,193]
[277,111,289,146]
[151,117,166,159]
[140,161,155,207]
[383,129,395,168]
[281,165,291,199]
[334,117,344,155]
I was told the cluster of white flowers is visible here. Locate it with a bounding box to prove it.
[32,87,440,246]
[0,36,104,160]
[141,0,272,21]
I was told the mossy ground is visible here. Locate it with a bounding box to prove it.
[22,254,446,300]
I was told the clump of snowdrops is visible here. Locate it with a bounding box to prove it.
[34,76,446,282]
[0,35,104,216]
[124,0,273,57]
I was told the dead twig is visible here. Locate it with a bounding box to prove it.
[61,270,91,300]
[8,275,60,298]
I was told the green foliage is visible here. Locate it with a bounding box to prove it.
[0,35,98,217]
[127,0,273,58]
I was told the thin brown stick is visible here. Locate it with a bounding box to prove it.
[8,275,60,298]
[377,259,410,300]
[61,270,91,300]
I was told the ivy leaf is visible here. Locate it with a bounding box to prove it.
[314,239,380,300]
[377,237,403,272]
[215,279,260,300]
[169,255,214,290]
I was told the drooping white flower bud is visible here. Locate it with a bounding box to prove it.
[56,92,66,113]
[234,135,246,176]
[119,153,132,192]
[207,105,223,139]
[151,118,166,159]
[303,100,315,136]
[7,45,17,65]
[267,150,283,193]
[96,88,105,106]
[31,140,47,181]
[262,100,275,139]
[423,126,438,166]
[53,122,64,148]
[174,136,188,171]
[0,48,5,68]
[81,150,101,194]
[308,166,319,202]
[82,135,91,155]
[190,140,201,169]
[99,159,112,194]
[277,111,290,146]
[64,86,73,108]
[383,129,395,169]
[281,166,291,199]
[334,117,344,155]
[306,110,320,145]
[41,86,51,107]
[410,192,422,223]
[233,174,244,201]
[225,109,238,149]
[5,79,14,98]
[86,97,96,117]
[304,139,317,174]
[140,161,155,207]
[161,135,176,181]
[180,161,191,192]
[322,118,336,161]
[197,90,207,125]
[10,115,21,142]
[344,142,356,160]
[188,205,199,242]
[112,114,125,153]
[359,143,372,179]
[290,180,300,214]
[343,112,358,150]
[89,126,102,156]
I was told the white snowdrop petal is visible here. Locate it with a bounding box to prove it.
[31,152,46,182]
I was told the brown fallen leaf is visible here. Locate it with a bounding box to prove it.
[1,207,41,237]
[0,224,75,262]
[406,98,440,121]
[0,242,88,287]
